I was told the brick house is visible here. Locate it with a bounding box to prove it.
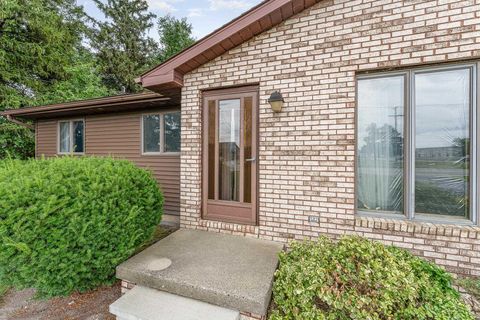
[4,0,480,281]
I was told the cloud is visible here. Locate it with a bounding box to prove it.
[147,0,183,13]
[208,0,253,11]
[187,8,203,17]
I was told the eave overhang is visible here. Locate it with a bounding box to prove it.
[1,92,173,120]
[137,0,322,93]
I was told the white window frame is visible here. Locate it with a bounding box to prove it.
[57,119,85,155]
[356,62,479,226]
[141,111,181,155]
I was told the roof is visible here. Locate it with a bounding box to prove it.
[1,92,174,120]
[2,0,320,121]
[137,0,321,93]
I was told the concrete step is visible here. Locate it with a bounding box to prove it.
[110,286,240,320]
[116,229,283,316]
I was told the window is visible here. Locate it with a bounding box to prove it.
[143,115,161,153]
[142,112,181,154]
[357,76,405,215]
[357,64,477,224]
[58,120,84,154]
[164,112,181,153]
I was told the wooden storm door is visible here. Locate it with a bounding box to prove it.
[202,86,258,225]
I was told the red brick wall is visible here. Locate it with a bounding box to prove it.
[180,0,480,276]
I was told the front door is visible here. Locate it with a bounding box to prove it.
[202,86,258,225]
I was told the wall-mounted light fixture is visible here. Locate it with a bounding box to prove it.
[268,91,284,113]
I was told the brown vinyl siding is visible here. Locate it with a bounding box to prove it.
[35,108,180,216]
[36,119,58,156]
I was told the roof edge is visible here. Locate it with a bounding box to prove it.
[138,0,273,80]
[0,92,164,116]
[1,92,168,118]
[138,0,321,91]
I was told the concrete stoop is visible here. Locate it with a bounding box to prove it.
[110,286,240,320]
[109,229,283,319]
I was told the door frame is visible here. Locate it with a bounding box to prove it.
[201,85,259,225]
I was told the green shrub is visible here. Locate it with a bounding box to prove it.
[457,277,480,300]
[270,236,474,320]
[0,157,163,297]
[0,121,35,160]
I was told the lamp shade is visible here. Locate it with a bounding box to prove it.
[268,91,284,112]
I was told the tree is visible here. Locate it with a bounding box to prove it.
[0,122,35,159]
[37,50,114,105]
[0,0,84,109]
[0,0,89,159]
[90,0,158,93]
[157,15,195,63]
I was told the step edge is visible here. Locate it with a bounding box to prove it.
[116,269,270,315]
[110,286,241,320]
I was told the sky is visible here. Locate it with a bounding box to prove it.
[78,0,263,40]
[358,69,470,149]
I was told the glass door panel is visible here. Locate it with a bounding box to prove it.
[203,88,258,225]
[218,99,241,201]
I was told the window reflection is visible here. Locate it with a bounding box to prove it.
[73,121,84,153]
[164,112,181,152]
[59,122,70,153]
[415,69,470,218]
[143,115,160,153]
[218,99,240,202]
[357,76,404,214]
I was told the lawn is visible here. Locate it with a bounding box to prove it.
[0,225,176,320]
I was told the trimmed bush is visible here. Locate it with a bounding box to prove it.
[0,157,163,297]
[270,236,474,320]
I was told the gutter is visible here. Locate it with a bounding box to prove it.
[4,115,35,130]
[1,92,169,119]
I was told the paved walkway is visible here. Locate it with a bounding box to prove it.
[116,229,284,315]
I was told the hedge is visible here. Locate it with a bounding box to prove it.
[0,121,35,160]
[0,157,163,297]
[270,236,474,320]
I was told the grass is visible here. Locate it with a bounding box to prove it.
[415,181,468,217]
[415,160,468,169]
[457,277,480,300]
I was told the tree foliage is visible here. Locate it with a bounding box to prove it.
[89,0,158,93]
[0,0,113,159]
[0,121,35,159]
[157,15,195,63]
[0,0,195,159]
[35,51,114,106]
[0,0,84,109]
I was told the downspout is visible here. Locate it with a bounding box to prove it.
[5,115,34,130]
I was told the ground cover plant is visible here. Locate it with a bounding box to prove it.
[457,277,480,300]
[270,236,474,320]
[0,157,163,297]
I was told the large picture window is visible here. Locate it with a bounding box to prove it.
[58,120,84,154]
[142,112,180,154]
[357,64,477,224]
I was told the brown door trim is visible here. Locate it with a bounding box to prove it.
[202,86,259,225]
[203,85,260,97]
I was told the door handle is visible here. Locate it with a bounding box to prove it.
[246,157,256,162]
